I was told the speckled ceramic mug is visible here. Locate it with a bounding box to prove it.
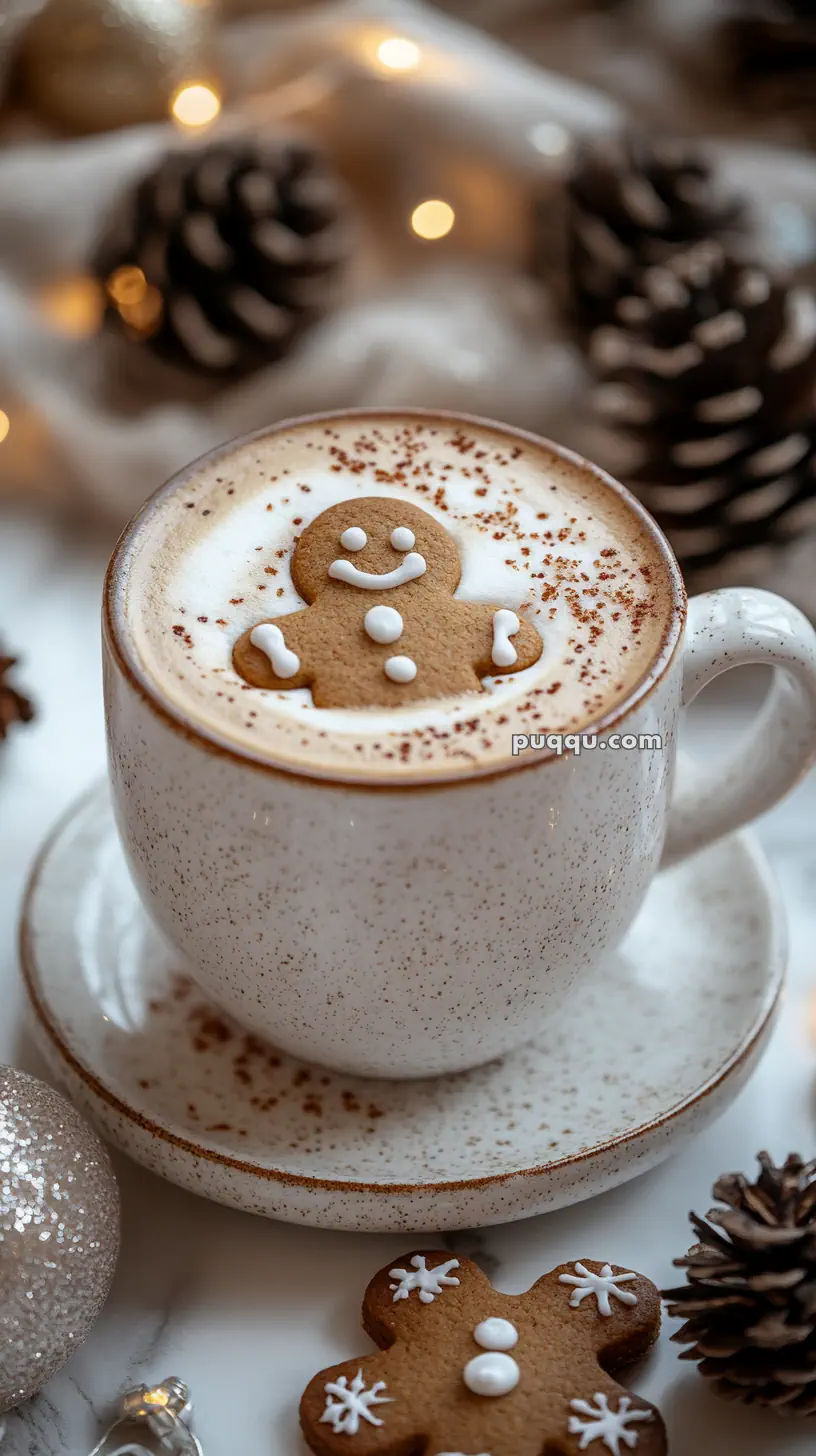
[104,410,816,1078]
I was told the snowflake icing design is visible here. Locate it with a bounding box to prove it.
[559,1263,638,1317]
[319,1370,392,1435]
[389,1254,461,1304]
[568,1393,653,1454]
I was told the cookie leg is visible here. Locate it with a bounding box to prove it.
[300,1355,416,1456]
[562,1380,667,1455]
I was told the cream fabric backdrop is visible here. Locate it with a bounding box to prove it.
[1,0,814,612]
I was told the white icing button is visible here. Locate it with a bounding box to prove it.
[364,606,404,645]
[340,526,367,551]
[391,526,416,551]
[473,1318,518,1352]
[463,1352,520,1398]
[384,655,417,684]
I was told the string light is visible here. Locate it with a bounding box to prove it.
[171,82,221,129]
[118,286,164,339]
[411,199,455,241]
[106,266,148,309]
[143,1389,170,1408]
[376,36,421,71]
[105,266,163,338]
[0,410,9,444]
[38,276,104,338]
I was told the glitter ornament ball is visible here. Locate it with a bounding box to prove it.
[0,1066,120,1413]
[18,0,217,135]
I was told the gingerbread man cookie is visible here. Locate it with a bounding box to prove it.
[233,497,543,709]
[300,1251,667,1456]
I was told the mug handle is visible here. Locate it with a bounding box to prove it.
[662,587,816,867]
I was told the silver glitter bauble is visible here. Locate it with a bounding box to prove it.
[0,1066,120,1414]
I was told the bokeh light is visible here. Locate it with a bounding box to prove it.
[0,410,9,445]
[38,276,104,338]
[410,199,455,241]
[376,37,421,71]
[118,286,164,339]
[105,266,163,338]
[529,121,570,156]
[171,83,221,129]
[106,266,148,309]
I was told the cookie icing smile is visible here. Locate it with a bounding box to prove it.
[328,552,427,589]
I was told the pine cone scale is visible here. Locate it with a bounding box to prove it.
[750,1267,810,1292]
[717,1209,811,1246]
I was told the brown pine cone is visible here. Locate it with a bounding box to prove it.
[589,239,816,576]
[559,132,745,333]
[95,134,351,378]
[0,651,34,739]
[664,1152,816,1415]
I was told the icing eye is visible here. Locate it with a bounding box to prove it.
[340,526,367,551]
[391,527,415,551]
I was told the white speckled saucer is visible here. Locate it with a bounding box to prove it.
[21,783,785,1232]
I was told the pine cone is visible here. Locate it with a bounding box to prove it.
[95,135,351,378]
[561,133,745,333]
[589,239,816,576]
[721,1,816,120]
[0,650,34,740]
[664,1153,816,1416]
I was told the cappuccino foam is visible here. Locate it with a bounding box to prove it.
[117,414,676,781]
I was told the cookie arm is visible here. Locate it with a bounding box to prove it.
[232,609,314,691]
[362,1251,490,1350]
[532,1261,662,1370]
[457,603,543,678]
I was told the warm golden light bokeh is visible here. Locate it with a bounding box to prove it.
[0,410,9,445]
[38,276,104,338]
[144,1389,170,1407]
[119,285,164,339]
[170,82,222,128]
[410,199,455,241]
[105,265,162,338]
[376,36,421,71]
[106,265,148,309]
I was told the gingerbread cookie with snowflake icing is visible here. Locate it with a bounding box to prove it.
[233,497,543,709]
[299,1250,666,1456]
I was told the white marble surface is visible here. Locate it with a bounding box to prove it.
[1,506,815,1456]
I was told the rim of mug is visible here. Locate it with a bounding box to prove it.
[104,407,688,790]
